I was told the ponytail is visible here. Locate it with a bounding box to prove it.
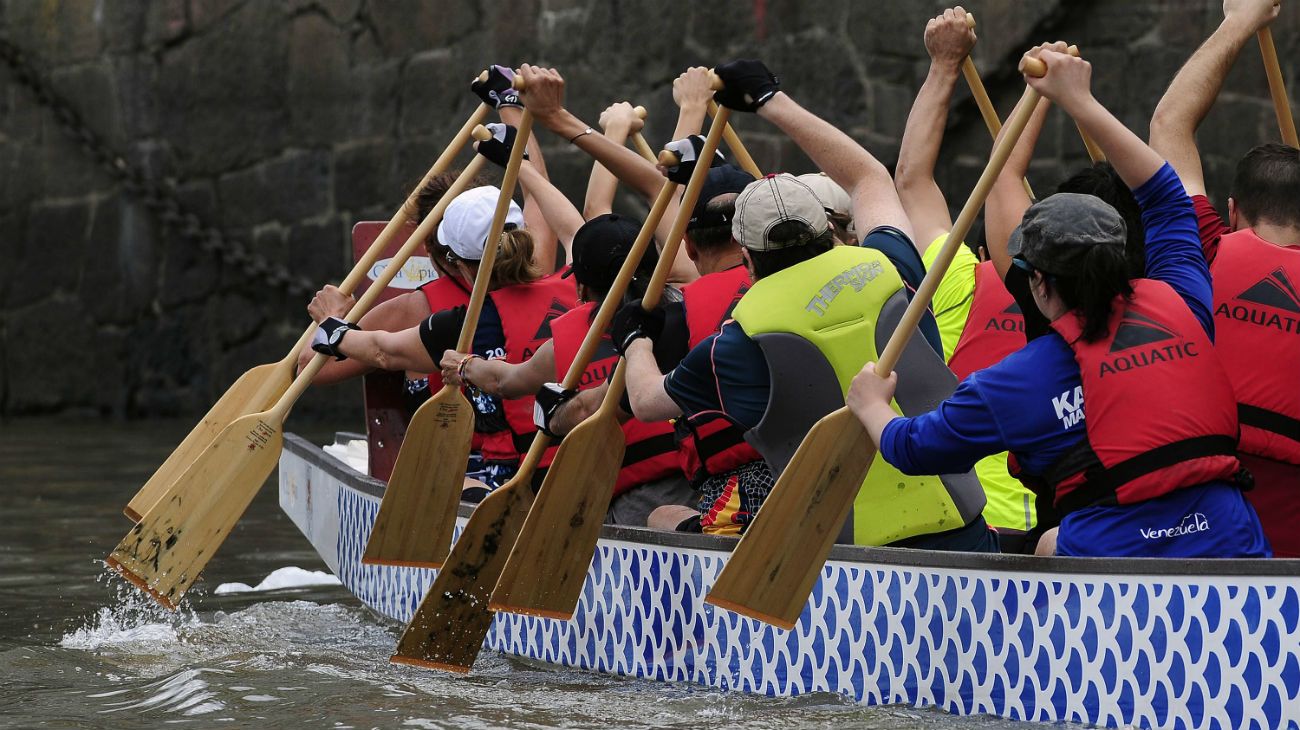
[490,226,542,288]
[1047,243,1133,342]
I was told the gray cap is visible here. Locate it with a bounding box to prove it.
[1008,193,1127,275]
[732,173,830,252]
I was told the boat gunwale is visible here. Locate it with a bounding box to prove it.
[284,432,1300,579]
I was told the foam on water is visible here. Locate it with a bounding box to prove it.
[214,566,343,594]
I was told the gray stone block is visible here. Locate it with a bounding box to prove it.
[217,149,332,228]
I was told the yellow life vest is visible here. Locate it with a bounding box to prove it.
[732,246,978,545]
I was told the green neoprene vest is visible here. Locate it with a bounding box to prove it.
[731,246,964,545]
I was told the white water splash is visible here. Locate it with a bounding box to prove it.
[213,566,342,595]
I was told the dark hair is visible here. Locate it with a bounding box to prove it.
[1056,162,1145,278]
[1230,143,1300,228]
[689,195,739,253]
[826,210,854,245]
[1039,244,1133,342]
[747,225,836,280]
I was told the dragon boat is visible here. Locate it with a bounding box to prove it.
[280,430,1300,730]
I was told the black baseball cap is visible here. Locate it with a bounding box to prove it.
[1008,193,1127,275]
[688,164,756,231]
[565,213,658,295]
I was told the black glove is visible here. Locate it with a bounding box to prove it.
[533,382,577,437]
[610,299,665,355]
[713,59,780,112]
[311,316,360,360]
[475,123,528,168]
[662,135,725,185]
[470,65,522,109]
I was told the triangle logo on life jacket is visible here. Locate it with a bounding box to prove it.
[1109,310,1177,352]
[1002,301,1022,315]
[1236,268,1300,313]
[532,298,571,341]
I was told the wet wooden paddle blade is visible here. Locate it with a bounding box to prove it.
[125,360,292,522]
[705,408,875,629]
[490,412,625,619]
[391,476,535,672]
[362,387,475,568]
[107,412,284,610]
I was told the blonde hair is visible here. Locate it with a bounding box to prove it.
[489,227,541,288]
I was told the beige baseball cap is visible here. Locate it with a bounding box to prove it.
[732,173,830,252]
[436,185,525,260]
[796,172,852,218]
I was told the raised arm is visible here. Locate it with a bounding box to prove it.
[518,64,665,201]
[713,60,912,240]
[517,161,583,264]
[895,8,976,251]
[584,103,645,219]
[498,104,559,272]
[985,95,1051,278]
[1028,50,1164,190]
[1149,0,1280,197]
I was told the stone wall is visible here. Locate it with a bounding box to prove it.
[0,0,1296,420]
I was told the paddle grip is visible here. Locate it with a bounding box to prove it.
[1258,27,1299,148]
[629,105,658,162]
[875,85,1042,377]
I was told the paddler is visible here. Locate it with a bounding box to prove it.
[308,124,578,498]
[847,48,1271,558]
[615,59,997,550]
[1149,0,1300,558]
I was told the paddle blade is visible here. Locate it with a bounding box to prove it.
[106,412,284,609]
[706,407,874,629]
[125,361,293,521]
[362,387,475,568]
[391,476,535,672]
[490,411,625,618]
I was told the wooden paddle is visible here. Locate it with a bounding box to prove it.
[708,100,763,177]
[705,58,1048,630]
[391,105,731,670]
[630,105,658,162]
[961,14,1035,200]
[106,147,494,609]
[123,103,491,523]
[488,109,731,619]
[362,113,536,569]
[1258,27,1299,147]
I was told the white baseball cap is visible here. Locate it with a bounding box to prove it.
[436,185,525,260]
[732,173,830,252]
[796,172,852,219]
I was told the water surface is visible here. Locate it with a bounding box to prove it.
[0,420,1033,728]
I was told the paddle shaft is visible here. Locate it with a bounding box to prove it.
[961,14,1034,199]
[707,100,762,178]
[631,105,657,162]
[1258,27,1299,147]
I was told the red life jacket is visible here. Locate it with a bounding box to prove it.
[1210,230,1300,464]
[676,265,765,484]
[487,272,578,456]
[548,302,680,496]
[948,261,1025,380]
[1037,279,1242,516]
[683,265,751,348]
[418,274,491,453]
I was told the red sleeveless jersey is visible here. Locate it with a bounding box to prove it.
[1210,230,1300,464]
[548,302,680,495]
[948,261,1025,380]
[1040,279,1242,515]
